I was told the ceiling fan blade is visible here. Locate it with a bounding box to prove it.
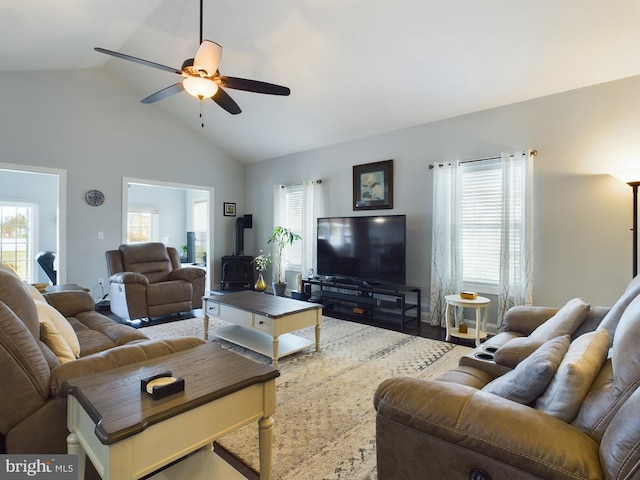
[211,88,242,115]
[141,83,185,104]
[95,47,182,75]
[194,40,222,77]
[217,76,291,96]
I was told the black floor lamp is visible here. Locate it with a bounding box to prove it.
[613,169,640,278]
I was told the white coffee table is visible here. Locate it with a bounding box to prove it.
[203,290,323,367]
[444,294,490,346]
[65,343,279,480]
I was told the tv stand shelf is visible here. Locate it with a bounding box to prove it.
[301,279,421,333]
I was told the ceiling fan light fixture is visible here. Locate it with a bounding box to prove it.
[183,76,218,99]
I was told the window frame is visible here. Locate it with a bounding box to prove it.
[460,158,523,295]
[280,184,304,271]
[126,206,160,244]
[0,200,39,282]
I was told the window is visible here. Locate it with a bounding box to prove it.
[280,184,303,269]
[274,180,324,281]
[127,207,159,244]
[192,199,208,264]
[460,158,524,291]
[431,151,532,327]
[0,201,37,281]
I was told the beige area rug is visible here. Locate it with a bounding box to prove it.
[141,316,471,479]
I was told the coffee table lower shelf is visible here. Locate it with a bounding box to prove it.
[212,325,315,363]
[148,448,244,480]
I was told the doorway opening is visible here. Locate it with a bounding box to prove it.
[122,177,213,289]
[0,163,66,284]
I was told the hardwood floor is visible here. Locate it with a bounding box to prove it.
[105,308,474,346]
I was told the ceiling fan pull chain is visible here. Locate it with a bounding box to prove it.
[200,99,205,128]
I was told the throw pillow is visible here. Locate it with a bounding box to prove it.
[493,337,547,368]
[483,335,570,405]
[35,300,80,358]
[534,329,610,422]
[39,316,75,364]
[529,298,590,341]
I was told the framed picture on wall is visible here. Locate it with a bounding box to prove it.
[223,202,236,217]
[353,159,393,210]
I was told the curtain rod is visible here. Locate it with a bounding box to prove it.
[280,179,323,188]
[428,149,537,169]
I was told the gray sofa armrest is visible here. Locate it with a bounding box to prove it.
[44,290,96,318]
[502,306,559,334]
[374,377,602,480]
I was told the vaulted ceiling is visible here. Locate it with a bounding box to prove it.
[2,0,640,163]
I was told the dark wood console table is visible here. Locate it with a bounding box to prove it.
[301,279,421,333]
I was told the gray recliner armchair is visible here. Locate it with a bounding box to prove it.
[105,242,206,321]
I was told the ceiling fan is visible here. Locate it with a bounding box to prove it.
[94,0,290,115]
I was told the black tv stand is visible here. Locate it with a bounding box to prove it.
[301,278,421,333]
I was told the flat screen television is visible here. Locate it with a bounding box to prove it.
[316,214,406,285]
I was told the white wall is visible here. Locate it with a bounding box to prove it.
[246,75,640,316]
[0,68,245,291]
[2,67,638,312]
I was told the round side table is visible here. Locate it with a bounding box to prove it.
[444,294,490,346]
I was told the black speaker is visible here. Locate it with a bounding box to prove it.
[243,214,253,228]
[186,231,196,263]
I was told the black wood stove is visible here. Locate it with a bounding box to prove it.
[220,215,254,290]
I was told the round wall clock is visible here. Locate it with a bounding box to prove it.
[85,189,105,206]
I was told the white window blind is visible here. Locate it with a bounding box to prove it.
[282,185,303,268]
[461,159,523,288]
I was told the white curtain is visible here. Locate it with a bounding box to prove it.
[497,151,534,323]
[430,162,463,326]
[273,180,325,279]
[429,150,534,327]
[301,180,324,276]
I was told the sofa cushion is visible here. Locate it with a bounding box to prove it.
[599,384,640,480]
[35,300,80,358]
[572,294,640,441]
[119,242,173,283]
[44,290,97,318]
[534,329,610,422]
[0,265,40,338]
[69,311,149,356]
[48,337,205,396]
[598,274,640,345]
[39,316,75,364]
[146,280,192,306]
[529,298,590,341]
[493,337,546,368]
[483,335,570,405]
[0,300,50,433]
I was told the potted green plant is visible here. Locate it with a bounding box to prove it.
[252,250,272,292]
[268,226,301,296]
